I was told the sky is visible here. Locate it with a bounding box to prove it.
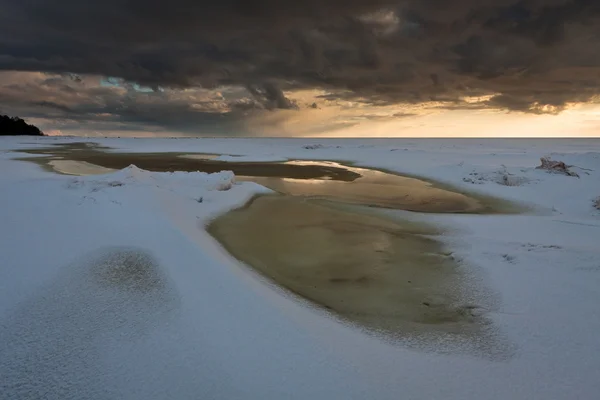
[1,0,600,137]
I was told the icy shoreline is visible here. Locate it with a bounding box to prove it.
[1,137,600,399]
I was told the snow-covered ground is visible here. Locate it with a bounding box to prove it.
[1,136,599,399]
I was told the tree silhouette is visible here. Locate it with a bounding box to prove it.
[0,114,44,136]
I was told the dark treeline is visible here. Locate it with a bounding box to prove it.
[0,115,44,136]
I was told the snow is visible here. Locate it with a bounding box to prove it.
[1,136,600,399]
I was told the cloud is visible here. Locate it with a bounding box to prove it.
[0,72,250,135]
[246,82,298,110]
[1,0,600,136]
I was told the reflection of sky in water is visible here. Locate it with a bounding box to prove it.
[287,160,426,186]
[28,147,481,212]
[241,160,477,212]
[243,172,478,212]
[281,177,332,185]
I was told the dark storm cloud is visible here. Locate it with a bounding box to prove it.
[246,82,298,110]
[0,72,248,134]
[2,0,600,115]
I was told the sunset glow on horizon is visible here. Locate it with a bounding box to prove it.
[2,1,600,138]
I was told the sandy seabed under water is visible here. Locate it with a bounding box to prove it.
[209,196,512,357]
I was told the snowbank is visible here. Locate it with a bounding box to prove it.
[106,164,238,192]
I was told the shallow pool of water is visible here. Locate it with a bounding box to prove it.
[239,160,483,213]
[16,142,516,213]
[209,195,509,356]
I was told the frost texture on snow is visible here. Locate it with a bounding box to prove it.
[462,166,533,186]
[0,247,179,399]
